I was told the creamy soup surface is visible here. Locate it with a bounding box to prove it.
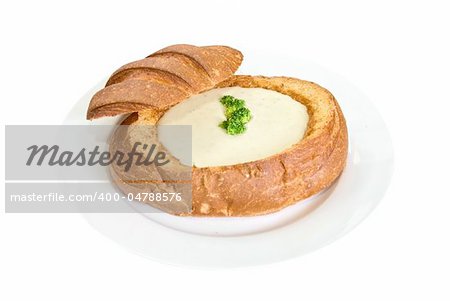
[158,87,309,167]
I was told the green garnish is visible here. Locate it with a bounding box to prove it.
[219,95,252,135]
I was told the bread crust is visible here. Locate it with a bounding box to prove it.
[118,75,348,216]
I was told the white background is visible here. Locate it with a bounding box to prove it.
[1,0,449,300]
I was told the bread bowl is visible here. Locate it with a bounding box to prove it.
[87,44,348,216]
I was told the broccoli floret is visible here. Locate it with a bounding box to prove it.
[219,120,228,129]
[220,95,245,108]
[219,117,246,135]
[218,95,252,135]
[220,95,245,118]
[232,107,251,123]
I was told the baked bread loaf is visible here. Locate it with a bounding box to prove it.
[87,44,348,216]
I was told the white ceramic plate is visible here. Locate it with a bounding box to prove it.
[65,50,393,267]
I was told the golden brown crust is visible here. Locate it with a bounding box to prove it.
[150,44,243,82]
[117,75,348,216]
[87,44,243,120]
[87,80,189,119]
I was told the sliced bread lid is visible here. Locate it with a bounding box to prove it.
[87,44,243,120]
